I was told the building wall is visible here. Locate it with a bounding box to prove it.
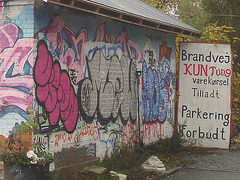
[0,0,177,169]
[0,1,35,167]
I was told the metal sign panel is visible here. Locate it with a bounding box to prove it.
[178,42,232,149]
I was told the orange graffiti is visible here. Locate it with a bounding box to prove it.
[0,132,32,168]
[159,42,172,61]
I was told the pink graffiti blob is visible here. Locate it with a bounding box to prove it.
[0,24,18,53]
[34,40,78,133]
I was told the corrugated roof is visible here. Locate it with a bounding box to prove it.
[45,0,201,37]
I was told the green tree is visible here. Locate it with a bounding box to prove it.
[177,0,209,30]
[201,0,240,66]
[142,0,180,15]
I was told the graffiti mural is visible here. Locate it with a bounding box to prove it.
[0,0,178,171]
[33,135,48,152]
[78,45,138,126]
[80,24,141,126]
[142,41,175,124]
[34,15,89,133]
[78,25,140,126]
[53,121,98,149]
[34,40,79,133]
[32,7,176,165]
[34,17,140,133]
[0,1,35,139]
[94,24,143,62]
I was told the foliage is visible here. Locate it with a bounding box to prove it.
[0,121,54,167]
[0,145,54,168]
[202,0,240,30]
[98,142,158,179]
[51,165,116,180]
[178,0,208,30]
[147,133,187,157]
[16,120,38,134]
[142,0,180,15]
[199,22,237,43]
[37,151,55,166]
[0,152,31,166]
[51,135,199,180]
[97,133,194,179]
[200,0,240,69]
[175,34,191,70]
[232,67,240,128]
[99,144,149,174]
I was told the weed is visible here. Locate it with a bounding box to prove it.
[51,133,197,180]
[96,132,196,179]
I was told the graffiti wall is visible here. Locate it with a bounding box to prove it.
[0,0,176,169]
[142,40,176,143]
[0,1,35,164]
[33,2,176,166]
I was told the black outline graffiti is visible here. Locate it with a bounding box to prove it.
[78,49,137,126]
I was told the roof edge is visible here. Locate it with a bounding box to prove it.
[44,0,201,38]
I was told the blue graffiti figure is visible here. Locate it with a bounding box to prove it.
[142,60,172,124]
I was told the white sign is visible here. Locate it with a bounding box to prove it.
[178,42,232,149]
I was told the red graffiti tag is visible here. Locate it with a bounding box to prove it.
[143,122,164,142]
